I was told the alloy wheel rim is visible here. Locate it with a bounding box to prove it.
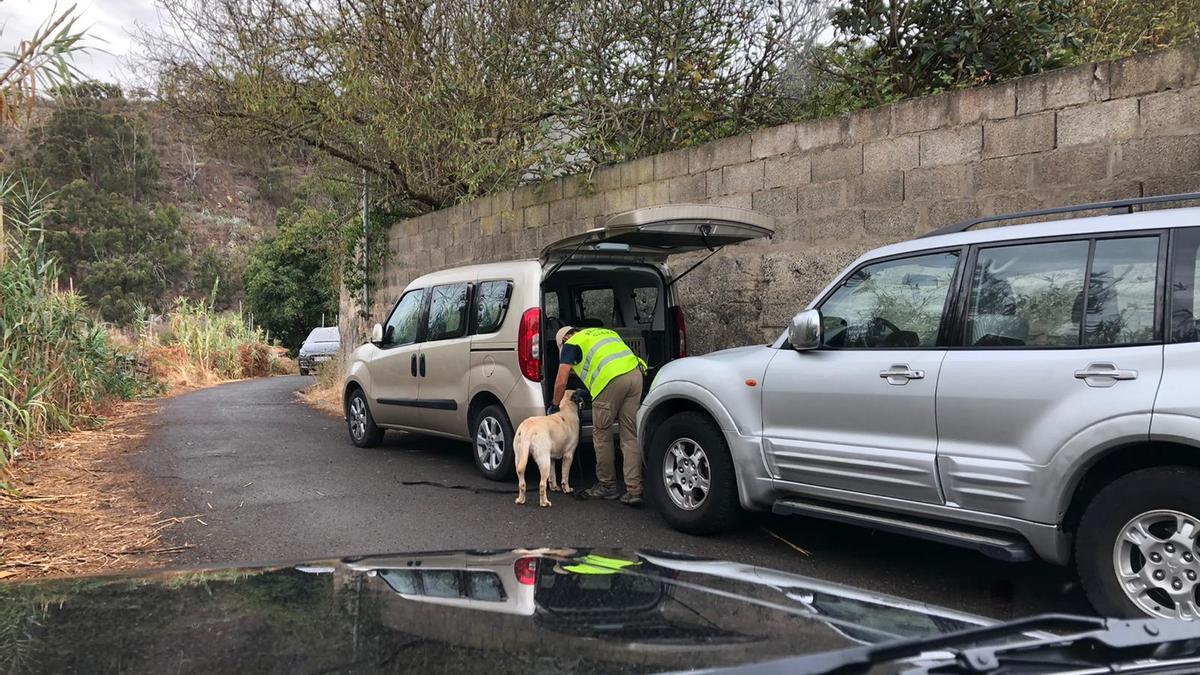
[476,416,504,471]
[663,438,710,511]
[349,397,367,441]
[1113,508,1200,619]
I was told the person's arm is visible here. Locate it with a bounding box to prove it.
[552,364,572,408]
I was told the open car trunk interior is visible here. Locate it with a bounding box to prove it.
[540,263,675,416]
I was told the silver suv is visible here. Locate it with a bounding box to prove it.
[639,193,1200,619]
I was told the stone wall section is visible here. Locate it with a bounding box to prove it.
[352,44,1200,354]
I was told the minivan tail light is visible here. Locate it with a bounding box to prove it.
[673,306,688,357]
[518,308,542,381]
[514,556,538,585]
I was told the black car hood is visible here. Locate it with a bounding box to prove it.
[0,548,993,674]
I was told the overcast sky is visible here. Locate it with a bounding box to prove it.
[2,0,160,86]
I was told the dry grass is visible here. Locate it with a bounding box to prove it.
[297,359,343,419]
[0,400,192,580]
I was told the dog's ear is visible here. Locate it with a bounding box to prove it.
[570,389,584,404]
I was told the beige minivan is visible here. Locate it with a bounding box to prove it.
[343,205,775,480]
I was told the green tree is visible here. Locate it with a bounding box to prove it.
[805,0,1081,112]
[1073,0,1200,62]
[31,84,160,201]
[192,246,244,312]
[44,181,189,325]
[243,207,338,350]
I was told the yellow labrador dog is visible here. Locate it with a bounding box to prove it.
[514,390,583,507]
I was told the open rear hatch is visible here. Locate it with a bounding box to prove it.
[540,204,775,270]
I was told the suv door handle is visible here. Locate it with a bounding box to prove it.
[880,365,925,385]
[419,354,426,377]
[411,354,418,377]
[1075,362,1137,388]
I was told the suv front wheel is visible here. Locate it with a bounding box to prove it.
[1076,466,1200,619]
[649,411,742,534]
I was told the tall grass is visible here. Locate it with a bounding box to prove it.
[144,294,276,388]
[0,177,147,465]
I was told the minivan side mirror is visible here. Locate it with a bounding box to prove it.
[370,323,384,344]
[788,309,822,351]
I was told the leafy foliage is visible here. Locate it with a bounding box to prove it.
[191,246,244,312]
[1072,0,1200,62]
[805,0,1082,111]
[243,206,340,350]
[43,181,189,325]
[0,5,89,129]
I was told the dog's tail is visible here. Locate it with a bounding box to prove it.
[514,423,531,474]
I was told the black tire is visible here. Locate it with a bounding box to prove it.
[346,388,384,448]
[648,411,742,534]
[472,404,515,481]
[1076,466,1200,618]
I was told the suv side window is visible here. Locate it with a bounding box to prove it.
[474,280,512,334]
[818,251,960,349]
[1170,227,1200,343]
[383,289,426,346]
[966,241,1088,347]
[426,283,470,341]
[1085,236,1160,345]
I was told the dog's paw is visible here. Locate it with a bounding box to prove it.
[540,499,551,508]
[562,485,572,494]
[548,482,560,492]
[515,494,526,505]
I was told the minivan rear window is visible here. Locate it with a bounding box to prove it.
[474,280,512,334]
[427,283,470,341]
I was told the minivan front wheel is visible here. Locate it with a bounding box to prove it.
[1076,466,1200,619]
[472,404,515,481]
[346,388,384,448]
[649,411,741,534]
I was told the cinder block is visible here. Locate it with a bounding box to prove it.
[849,171,904,205]
[797,181,847,211]
[848,107,890,143]
[549,198,575,224]
[795,116,846,152]
[972,156,1033,194]
[604,187,637,214]
[765,154,811,188]
[1034,145,1109,186]
[708,193,753,209]
[811,145,863,182]
[982,112,1055,158]
[1035,182,1142,210]
[1141,88,1200,136]
[669,173,708,202]
[1016,63,1108,115]
[469,195,493,220]
[905,165,966,202]
[536,180,562,203]
[892,94,951,136]
[708,134,753,168]
[562,175,587,199]
[498,209,521,233]
[864,204,925,240]
[722,161,765,194]
[954,81,1016,123]
[706,168,724,197]
[636,180,670,207]
[1118,135,1200,177]
[796,208,867,243]
[1110,43,1200,98]
[654,149,690,180]
[1143,172,1200,199]
[1057,99,1138,147]
[751,187,798,217]
[575,192,603,218]
[491,190,514,215]
[752,124,797,159]
[919,125,982,166]
[689,144,715,174]
[927,200,980,228]
[621,156,655,187]
[513,184,539,208]
[594,165,622,191]
[865,136,919,172]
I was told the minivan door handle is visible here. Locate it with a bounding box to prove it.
[880,365,925,385]
[1075,362,1137,388]
[411,354,418,377]
[419,353,426,377]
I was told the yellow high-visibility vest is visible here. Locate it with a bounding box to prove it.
[566,328,644,397]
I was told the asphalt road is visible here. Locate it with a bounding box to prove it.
[134,375,1091,620]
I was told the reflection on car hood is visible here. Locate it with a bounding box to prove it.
[0,548,994,674]
[299,341,339,356]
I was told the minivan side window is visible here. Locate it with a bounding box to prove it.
[818,251,959,349]
[426,283,470,341]
[1169,227,1200,343]
[383,289,426,346]
[474,280,512,334]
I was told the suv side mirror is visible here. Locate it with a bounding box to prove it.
[788,309,822,351]
[370,323,384,344]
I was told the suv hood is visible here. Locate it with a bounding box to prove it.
[2,547,993,674]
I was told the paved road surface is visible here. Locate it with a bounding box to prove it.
[134,375,1090,620]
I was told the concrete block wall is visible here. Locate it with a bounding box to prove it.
[352,43,1200,355]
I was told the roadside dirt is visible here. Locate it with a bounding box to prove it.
[0,400,193,580]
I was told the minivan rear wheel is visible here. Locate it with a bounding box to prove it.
[649,411,742,534]
[1076,466,1200,619]
[472,404,515,481]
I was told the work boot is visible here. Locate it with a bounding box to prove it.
[619,492,643,508]
[580,483,620,500]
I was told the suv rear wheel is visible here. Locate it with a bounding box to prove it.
[1076,466,1200,619]
[649,411,741,534]
[472,404,515,481]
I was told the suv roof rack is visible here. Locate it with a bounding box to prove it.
[921,191,1200,238]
